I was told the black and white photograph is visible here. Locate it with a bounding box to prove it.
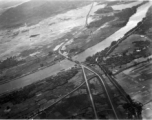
[0,0,152,119]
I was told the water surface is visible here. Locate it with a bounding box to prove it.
[0,2,151,95]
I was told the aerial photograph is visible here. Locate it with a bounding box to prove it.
[0,0,152,119]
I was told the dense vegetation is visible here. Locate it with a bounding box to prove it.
[0,67,78,105]
[86,38,151,68]
[95,6,113,14]
[88,15,114,28]
[0,56,25,71]
[85,40,117,64]
[88,1,146,28]
[134,6,152,39]
[86,2,151,67]
[113,1,147,27]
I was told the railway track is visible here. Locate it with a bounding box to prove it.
[29,2,144,118]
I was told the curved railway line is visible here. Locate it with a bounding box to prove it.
[2,1,151,119]
[28,2,148,119]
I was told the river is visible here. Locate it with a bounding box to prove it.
[0,1,151,95]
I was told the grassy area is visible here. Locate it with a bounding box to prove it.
[88,16,114,28]
[0,1,146,82]
[0,53,65,83]
[0,56,25,71]
[134,6,152,39]
[95,6,113,14]
[86,33,152,72]
[0,67,78,118]
[115,61,152,119]
[85,2,152,68]
[115,61,152,104]
[67,1,146,56]
[0,27,79,83]
[109,34,152,55]
[0,0,91,29]
[0,1,150,119]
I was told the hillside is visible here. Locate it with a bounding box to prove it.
[0,0,90,29]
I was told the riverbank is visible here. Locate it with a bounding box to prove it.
[0,67,79,118]
[0,1,151,95]
[0,1,152,119]
[0,1,146,85]
[66,1,146,57]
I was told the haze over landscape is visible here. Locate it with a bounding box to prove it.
[0,0,152,119]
